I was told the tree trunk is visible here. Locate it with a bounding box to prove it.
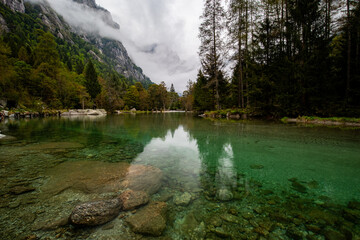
[346,0,351,101]
[238,3,244,109]
[245,0,249,107]
[356,28,359,74]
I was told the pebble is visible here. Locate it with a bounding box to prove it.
[174,192,192,206]
[213,227,230,238]
[220,213,238,223]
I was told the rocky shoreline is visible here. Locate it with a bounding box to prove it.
[283,117,360,127]
[0,109,107,122]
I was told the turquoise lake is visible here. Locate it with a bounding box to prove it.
[0,113,359,239]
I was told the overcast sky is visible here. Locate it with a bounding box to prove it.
[95,0,203,92]
[38,0,203,92]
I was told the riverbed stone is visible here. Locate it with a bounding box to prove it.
[213,227,231,238]
[69,198,121,226]
[119,190,149,210]
[348,201,360,210]
[250,164,264,169]
[221,213,239,224]
[26,142,84,151]
[308,209,338,226]
[126,201,167,236]
[120,164,163,195]
[32,216,69,231]
[178,212,206,240]
[291,181,307,193]
[9,185,35,195]
[42,161,163,196]
[173,192,192,206]
[217,188,233,201]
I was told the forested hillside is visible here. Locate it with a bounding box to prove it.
[0,1,166,112]
[190,0,360,117]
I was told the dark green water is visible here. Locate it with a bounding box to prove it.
[0,113,359,239]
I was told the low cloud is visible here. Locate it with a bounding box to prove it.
[27,0,203,92]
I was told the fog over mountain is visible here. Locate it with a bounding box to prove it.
[41,0,203,92]
[97,0,203,92]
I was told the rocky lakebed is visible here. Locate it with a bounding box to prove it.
[0,115,359,240]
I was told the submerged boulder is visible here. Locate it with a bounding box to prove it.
[217,188,233,201]
[120,164,163,195]
[126,202,167,236]
[42,161,163,196]
[42,161,130,195]
[69,198,121,226]
[25,142,84,151]
[119,190,149,211]
[174,192,192,206]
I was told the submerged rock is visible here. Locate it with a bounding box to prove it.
[26,142,84,151]
[8,185,35,195]
[69,198,121,226]
[291,181,307,193]
[213,227,231,238]
[126,201,167,236]
[0,134,16,141]
[220,213,239,223]
[42,161,163,196]
[348,201,360,210]
[178,213,206,240]
[120,164,163,195]
[32,216,68,231]
[217,188,233,201]
[119,190,149,211]
[250,164,264,169]
[173,192,192,206]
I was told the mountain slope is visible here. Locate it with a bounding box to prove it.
[1,0,152,87]
[0,0,154,110]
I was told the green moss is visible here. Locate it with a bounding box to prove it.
[280,117,289,123]
[298,116,360,123]
[204,108,254,119]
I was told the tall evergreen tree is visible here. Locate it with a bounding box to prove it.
[228,0,246,108]
[84,60,101,100]
[199,0,226,110]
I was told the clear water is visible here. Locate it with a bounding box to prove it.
[0,113,360,239]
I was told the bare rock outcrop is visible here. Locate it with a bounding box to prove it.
[1,0,25,13]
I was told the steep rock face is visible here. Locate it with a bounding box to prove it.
[27,0,151,85]
[72,0,119,29]
[29,0,71,40]
[92,37,150,85]
[0,13,9,33]
[0,0,25,13]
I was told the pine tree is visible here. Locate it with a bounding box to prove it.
[84,60,101,100]
[170,84,175,93]
[199,0,226,110]
[228,0,247,108]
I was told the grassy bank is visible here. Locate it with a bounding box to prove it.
[203,108,257,119]
[281,116,360,127]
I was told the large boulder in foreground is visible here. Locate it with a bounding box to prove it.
[126,202,167,236]
[119,190,149,211]
[42,161,163,196]
[69,198,121,226]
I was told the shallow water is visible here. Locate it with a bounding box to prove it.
[0,113,360,239]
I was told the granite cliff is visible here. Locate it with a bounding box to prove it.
[0,0,152,87]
